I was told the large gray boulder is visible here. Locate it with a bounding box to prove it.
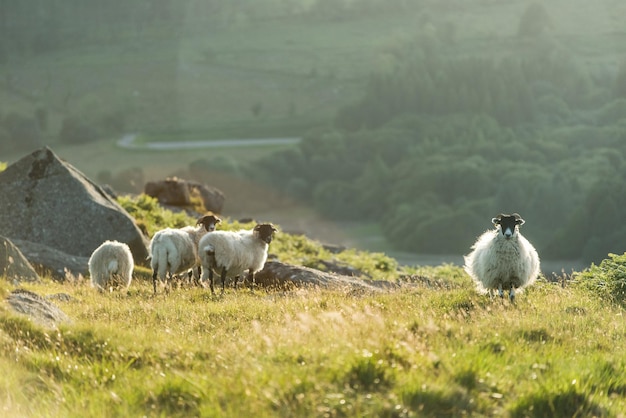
[0,236,40,283]
[10,238,89,281]
[0,147,149,269]
[6,289,71,328]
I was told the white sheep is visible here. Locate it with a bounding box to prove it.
[199,223,277,293]
[150,214,221,294]
[88,240,134,292]
[464,213,540,301]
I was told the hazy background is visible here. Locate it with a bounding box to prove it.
[1,0,625,273]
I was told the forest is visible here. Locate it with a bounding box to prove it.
[2,0,626,265]
[250,3,626,264]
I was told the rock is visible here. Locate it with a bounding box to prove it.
[0,147,149,268]
[0,236,40,283]
[318,259,370,278]
[10,238,89,281]
[6,289,71,328]
[188,180,225,214]
[145,177,225,214]
[254,261,398,291]
[145,177,191,206]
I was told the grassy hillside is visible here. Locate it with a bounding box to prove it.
[2,261,626,417]
[1,198,626,417]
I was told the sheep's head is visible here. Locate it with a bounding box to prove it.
[492,213,524,239]
[197,214,222,232]
[254,223,278,244]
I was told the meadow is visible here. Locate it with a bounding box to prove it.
[3,4,626,413]
[2,201,626,417]
[2,261,626,417]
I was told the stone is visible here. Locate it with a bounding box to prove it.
[0,236,40,283]
[0,147,149,268]
[254,261,397,291]
[10,238,89,281]
[145,177,191,206]
[145,177,225,214]
[6,289,71,328]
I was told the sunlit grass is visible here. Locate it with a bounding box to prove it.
[2,269,626,417]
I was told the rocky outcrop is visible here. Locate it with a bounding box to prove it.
[10,238,89,281]
[0,147,149,271]
[0,236,40,283]
[254,261,397,291]
[6,289,71,328]
[145,177,225,214]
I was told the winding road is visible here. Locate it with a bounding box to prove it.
[117,133,301,150]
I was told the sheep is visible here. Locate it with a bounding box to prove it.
[150,214,221,294]
[88,240,134,292]
[463,213,540,301]
[199,223,277,294]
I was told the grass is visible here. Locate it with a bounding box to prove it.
[2,264,626,417]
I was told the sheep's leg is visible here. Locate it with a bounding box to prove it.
[152,271,158,294]
[248,271,255,291]
[165,273,171,294]
[498,283,504,298]
[509,286,516,302]
[195,266,202,286]
[208,269,215,294]
[220,267,227,293]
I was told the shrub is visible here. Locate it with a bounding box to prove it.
[573,252,626,305]
[116,194,195,237]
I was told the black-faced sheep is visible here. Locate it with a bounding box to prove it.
[198,223,277,293]
[88,240,134,292]
[150,214,221,294]
[464,213,540,301]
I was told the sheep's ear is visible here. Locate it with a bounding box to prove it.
[491,217,500,225]
[512,213,525,225]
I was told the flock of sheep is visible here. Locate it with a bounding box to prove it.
[88,214,277,294]
[88,211,540,301]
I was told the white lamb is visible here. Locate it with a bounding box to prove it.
[464,213,540,301]
[88,240,134,292]
[199,223,277,293]
[150,214,221,294]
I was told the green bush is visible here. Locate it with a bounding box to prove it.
[574,252,626,305]
[116,194,196,237]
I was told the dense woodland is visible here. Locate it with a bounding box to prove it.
[251,7,626,264]
[2,0,626,264]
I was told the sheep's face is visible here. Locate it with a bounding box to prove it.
[491,213,525,239]
[197,214,222,232]
[254,223,278,244]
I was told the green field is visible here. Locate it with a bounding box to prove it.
[2,259,626,417]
